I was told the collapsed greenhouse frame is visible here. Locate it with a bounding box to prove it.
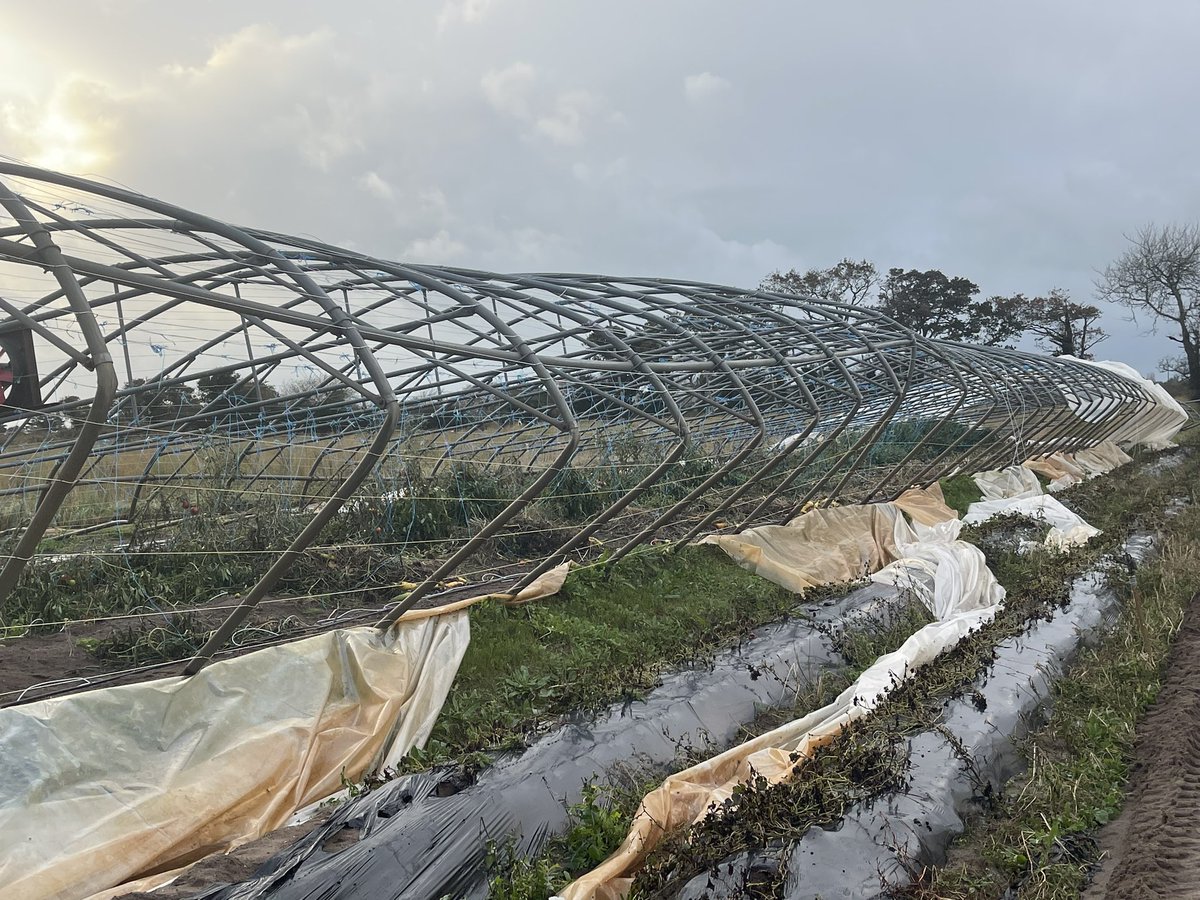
[0,161,1178,681]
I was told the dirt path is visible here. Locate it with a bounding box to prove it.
[1086,590,1200,899]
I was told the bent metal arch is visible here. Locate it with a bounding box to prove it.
[0,162,1167,674]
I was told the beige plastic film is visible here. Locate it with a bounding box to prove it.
[9,562,569,900]
[699,502,910,592]
[60,571,573,900]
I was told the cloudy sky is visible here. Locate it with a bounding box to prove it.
[2,0,1197,374]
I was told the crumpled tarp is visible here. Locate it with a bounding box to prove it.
[1023,453,1089,491]
[893,483,959,526]
[0,616,469,900]
[1016,440,1132,493]
[973,465,1043,502]
[0,561,575,900]
[1072,439,1134,475]
[558,501,1005,900]
[872,518,999,619]
[700,504,910,593]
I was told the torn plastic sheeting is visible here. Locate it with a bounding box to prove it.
[972,465,1043,502]
[700,504,910,594]
[558,516,1005,900]
[0,614,469,900]
[184,582,914,900]
[698,485,962,600]
[1023,453,1089,491]
[964,493,1100,550]
[779,533,1155,900]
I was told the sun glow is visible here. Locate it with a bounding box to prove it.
[0,30,113,173]
[25,109,109,173]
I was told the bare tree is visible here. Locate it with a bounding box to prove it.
[761,258,878,306]
[1024,288,1108,359]
[1098,223,1200,397]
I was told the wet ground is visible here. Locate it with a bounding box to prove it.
[1086,590,1200,899]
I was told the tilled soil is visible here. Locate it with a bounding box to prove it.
[1086,591,1200,899]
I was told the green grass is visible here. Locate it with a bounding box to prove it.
[487,777,658,900]
[941,473,984,517]
[418,543,816,759]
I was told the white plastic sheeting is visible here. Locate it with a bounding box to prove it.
[1063,358,1189,450]
[965,494,1101,550]
[967,448,1116,550]
[0,615,470,900]
[1073,440,1134,476]
[971,440,1132,496]
[873,518,1000,619]
[973,465,1042,502]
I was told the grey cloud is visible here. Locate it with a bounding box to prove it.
[3,1,1198,373]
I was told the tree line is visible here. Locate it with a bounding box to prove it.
[760,259,1108,359]
[762,223,1200,399]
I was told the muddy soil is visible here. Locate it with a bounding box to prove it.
[1085,590,1200,899]
[0,592,362,705]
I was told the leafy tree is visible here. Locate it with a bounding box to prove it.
[1097,223,1200,397]
[972,293,1035,347]
[760,261,1062,348]
[117,378,202,427]
[1022,288,1107,359]
[760,259,879,306]
[196,371,240,406]
[875,268,1029,344]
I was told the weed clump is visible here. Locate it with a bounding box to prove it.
[486,779,651,900]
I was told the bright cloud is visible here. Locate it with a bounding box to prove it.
[357,171,394,200]
[0,77,121,173]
